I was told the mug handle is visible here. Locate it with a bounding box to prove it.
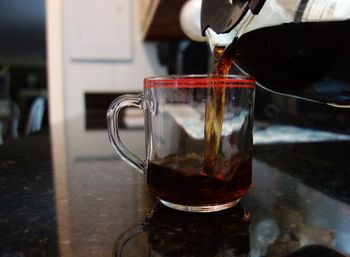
[107,93,145,174]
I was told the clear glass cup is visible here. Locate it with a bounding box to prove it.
[107,75,255,212]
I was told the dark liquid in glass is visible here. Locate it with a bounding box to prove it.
[147,155,251,205]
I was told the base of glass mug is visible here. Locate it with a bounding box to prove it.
[159,199,241,213]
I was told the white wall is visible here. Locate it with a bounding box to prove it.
[47,0,167,160]
[62,0,167,119]
[61,0,167,160]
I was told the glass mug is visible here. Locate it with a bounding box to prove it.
[107,75,255,212]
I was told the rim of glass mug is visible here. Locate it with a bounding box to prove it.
[144,74,256,89]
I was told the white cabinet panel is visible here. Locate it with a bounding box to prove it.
[67,0,132,61]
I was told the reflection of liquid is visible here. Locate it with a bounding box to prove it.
[114,202,250,257]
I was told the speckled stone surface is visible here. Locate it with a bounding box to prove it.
[0,131,58,256]
[1,117,350,257]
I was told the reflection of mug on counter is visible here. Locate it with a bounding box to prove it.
[114,203,250,257]
[107,75,255,212]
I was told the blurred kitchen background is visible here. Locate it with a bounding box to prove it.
[0,0,350,145]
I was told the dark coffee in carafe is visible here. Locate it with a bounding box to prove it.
[231,20,350,107]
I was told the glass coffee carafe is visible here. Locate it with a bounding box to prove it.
[201,0,350,107]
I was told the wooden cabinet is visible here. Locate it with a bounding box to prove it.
[140,0,188,40]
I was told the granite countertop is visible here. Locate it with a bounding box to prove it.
[1,115,350,257]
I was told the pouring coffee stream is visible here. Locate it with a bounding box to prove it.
[203,39,234,173]
[203,22,249,173]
